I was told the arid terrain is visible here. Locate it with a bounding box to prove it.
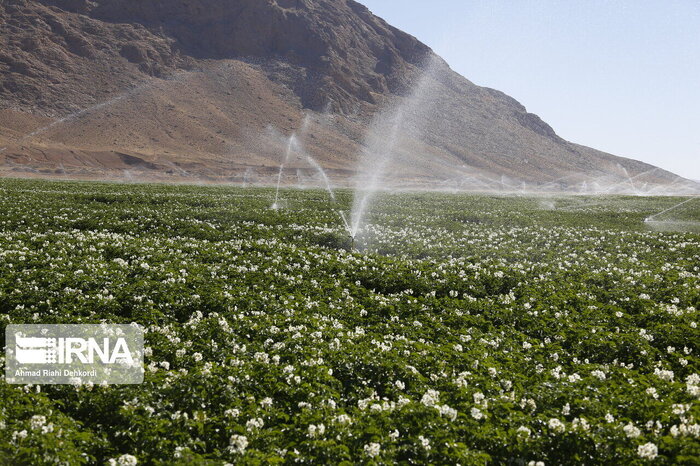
[0,0,695,191]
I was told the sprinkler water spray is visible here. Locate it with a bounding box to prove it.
[644,196,698,223]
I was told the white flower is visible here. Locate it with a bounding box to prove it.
[547,418,565,433]
[623,423,641,438]
[572,417,589,431]
[389,429,400,441]
[672,404,689,415]
[637,442,658,460]
[29,415,46,430]
[192,352,203,362]
[516,426,531,438]
[605,413,615,423]
[418,435,431,450]
[421,389,440,407]
[364,442,381,457]
[654,368,674,382]
[246,418,264,431]
[308,424,325,438]
[394,380,405,390]
[229,434,248,454]
[334,414,352,425]
[471,407,484,420]
[591,370,606,380]
[438,404,458,421]
[109,454,138,466]
[254,352,269,364]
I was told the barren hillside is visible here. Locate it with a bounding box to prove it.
[0,0,694,191]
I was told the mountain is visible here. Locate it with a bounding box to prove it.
[0,0,695,191]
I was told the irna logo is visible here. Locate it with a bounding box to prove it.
[15,336,134,365]
[6,324,144,385]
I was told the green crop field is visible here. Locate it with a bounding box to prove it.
[0,178,698,464]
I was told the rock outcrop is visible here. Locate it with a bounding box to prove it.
[0,0,691,188]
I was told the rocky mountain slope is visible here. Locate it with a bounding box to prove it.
[0,0,694,191]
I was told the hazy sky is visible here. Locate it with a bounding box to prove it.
[360,0,700,179]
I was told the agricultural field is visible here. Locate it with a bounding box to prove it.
[0,177,698,465]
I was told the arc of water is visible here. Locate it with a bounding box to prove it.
[349,56,450,240]
[350,110,404,237]
[645,177,681,195]
[308,157,352,234]
[301,152,351,234]
[458,175,491,191]
[628,167,660,182]
[474,173,506,190]
[620,166,639,194]
[272,114,314,209]
[272,133,297,209]
[305,155,335,202]
[338,209,351,234]
[0,71,188,156]
[645,196,698,222]
[350,152,391,236]
[601,167,661,194]
[541,174,578,190]
[4,88,137,152]
[269,114,351,237]
[243,167,252,185]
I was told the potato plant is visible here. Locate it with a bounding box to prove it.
[0,178,698,464]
